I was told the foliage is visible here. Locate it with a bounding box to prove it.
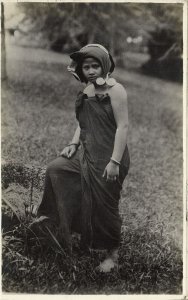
[2,200,182,294]
[1,2,7,80]
[142,24,183,82]
[2,162,45,190]
[9,3,183,82]
[16,2,182,55]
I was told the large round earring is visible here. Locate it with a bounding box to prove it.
[106,78,116,86]
[96,77,106,86]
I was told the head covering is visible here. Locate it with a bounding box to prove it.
[67,44,115,83]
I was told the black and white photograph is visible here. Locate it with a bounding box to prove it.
[1,0,186,297]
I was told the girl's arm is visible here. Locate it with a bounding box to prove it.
[70,125,80,145]
[103,84,128,181]
[110,83,128,162]
[61,125,80,158]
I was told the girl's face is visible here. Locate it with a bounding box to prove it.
[82,57,103,83]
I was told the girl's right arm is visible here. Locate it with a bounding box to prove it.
[69,125,80,146]
[60,125,80,158]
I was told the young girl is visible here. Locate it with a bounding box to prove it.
[32,44,130,273]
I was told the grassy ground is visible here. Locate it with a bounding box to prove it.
[2,44,183,294]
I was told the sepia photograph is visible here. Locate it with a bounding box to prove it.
[1,0,186,297]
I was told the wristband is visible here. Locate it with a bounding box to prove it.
[110,157,121,166]
[67,143,80,148]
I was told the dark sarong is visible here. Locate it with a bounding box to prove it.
[38,92,130,250]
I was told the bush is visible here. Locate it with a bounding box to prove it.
[142,25,183,82]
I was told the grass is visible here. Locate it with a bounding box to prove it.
[1,44,183,294]
[2,206,182,294]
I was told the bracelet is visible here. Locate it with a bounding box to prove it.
[67,143,80,148]
[110,157,121,166]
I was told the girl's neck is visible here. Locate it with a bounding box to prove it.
[90,82,109,93]
[84,83,109,97]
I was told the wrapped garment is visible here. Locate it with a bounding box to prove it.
[38,92,130,250]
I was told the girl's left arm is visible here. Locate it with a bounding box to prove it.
[110,83,128,163]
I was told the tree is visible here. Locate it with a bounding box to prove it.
[142,24,183,82]
[17,2,182,58]
[1,2,7,81]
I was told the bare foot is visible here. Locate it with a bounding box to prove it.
[97,248,119,273]
[98,258,118,273]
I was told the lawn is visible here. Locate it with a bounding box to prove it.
[1,44,183,294]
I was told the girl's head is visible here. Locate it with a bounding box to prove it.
[81,57,102,84]
[68,44,115,83]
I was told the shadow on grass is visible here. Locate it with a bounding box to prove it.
[2,205,182,294]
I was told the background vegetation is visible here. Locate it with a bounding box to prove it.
[17,3,182,52]
[2,2,183,294]
[5,2,183,81]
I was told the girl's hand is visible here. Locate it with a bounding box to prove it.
[102,161,119,182]
[60,145,77,159]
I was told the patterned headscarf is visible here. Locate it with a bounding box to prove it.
[68,44,115,83]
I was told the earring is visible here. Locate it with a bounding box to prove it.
[96,77,116,87]
[106,78,116,86]
[96,77,106,86]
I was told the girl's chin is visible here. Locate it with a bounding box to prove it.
[88,78,97,83]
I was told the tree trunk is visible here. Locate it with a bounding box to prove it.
[110,4,115,58]
[1,2,7,81]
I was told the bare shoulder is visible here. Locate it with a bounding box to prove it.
[109,82,127,102]
[83,84,95,97]
[108,82,128,119]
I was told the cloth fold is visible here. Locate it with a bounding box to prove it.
[76,92,130,249]
[38,92,130,250]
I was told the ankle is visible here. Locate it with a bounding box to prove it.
[108,248,119,261]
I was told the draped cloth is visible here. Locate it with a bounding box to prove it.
[76,92,130,249]
[38,92,130,250]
